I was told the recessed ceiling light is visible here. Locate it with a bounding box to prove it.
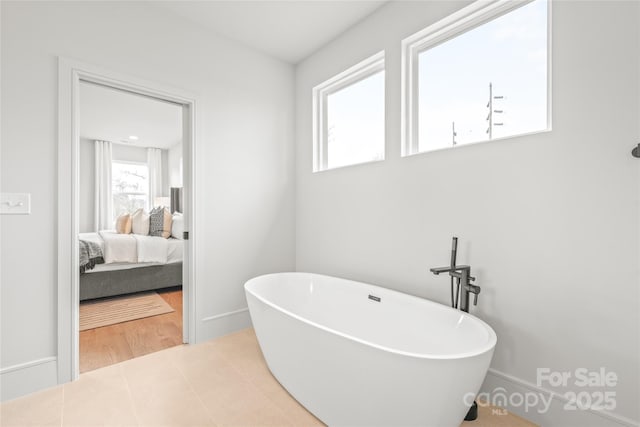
[129,135,139,141]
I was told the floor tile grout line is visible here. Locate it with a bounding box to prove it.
[213,336,308,426]
[175,332,298,426]
[59,385,65,427]
[119,362,143,426]
[168,347,220,426]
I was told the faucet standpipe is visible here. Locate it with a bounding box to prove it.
[429,237,481,313]
[430,236,483,422]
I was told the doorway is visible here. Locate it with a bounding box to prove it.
[57,57,197,382]
[77,81,185,372]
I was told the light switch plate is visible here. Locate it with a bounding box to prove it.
[0,193,31,215]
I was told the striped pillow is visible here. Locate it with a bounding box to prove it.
[149,207,172,238]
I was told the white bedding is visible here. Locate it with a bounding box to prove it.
[167,238,183,264]
[79,231,183,273]
[99,231,137,264]
[135,234,168,263]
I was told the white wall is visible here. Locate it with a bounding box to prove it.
[295,1,639,425]
[1,0,295,399]
[112,143,147,163]
[168,141,183,188]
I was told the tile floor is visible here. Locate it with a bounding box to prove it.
[0,328,537,427]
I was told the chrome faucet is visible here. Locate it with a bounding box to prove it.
[430,237,481,313]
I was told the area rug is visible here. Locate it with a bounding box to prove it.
[80,292,174,331]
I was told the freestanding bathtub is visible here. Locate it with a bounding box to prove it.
[245,272,496,427]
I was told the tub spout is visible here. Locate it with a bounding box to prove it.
[429,265,457,275]
[430,265,475,282]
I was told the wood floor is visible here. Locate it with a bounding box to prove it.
[79,287,183,373]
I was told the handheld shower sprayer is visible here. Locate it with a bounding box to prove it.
[450,237,458,268]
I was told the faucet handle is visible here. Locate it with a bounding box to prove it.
[469,284,481,306]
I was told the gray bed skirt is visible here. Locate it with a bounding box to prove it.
[80,263,182,301]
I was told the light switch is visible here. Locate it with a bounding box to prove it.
[0,193,31,215]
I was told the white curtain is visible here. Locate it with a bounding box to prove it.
[147,147,163,209]
[94,140,113,230]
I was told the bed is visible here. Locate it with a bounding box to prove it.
[79,231,183,301]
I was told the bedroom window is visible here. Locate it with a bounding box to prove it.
[112,161,149,218]
[401,0,550,155]
[312,51,385,172]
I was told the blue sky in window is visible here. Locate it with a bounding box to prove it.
[418,0,548,151]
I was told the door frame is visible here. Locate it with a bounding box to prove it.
[57,57,198,382]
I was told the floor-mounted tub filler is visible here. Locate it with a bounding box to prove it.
[245,272,497,427]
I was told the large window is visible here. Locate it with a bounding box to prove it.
[313,52,385,172]
[112,161,149,218]
[402,0,550,155]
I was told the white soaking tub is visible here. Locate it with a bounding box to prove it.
[244,272,497,427]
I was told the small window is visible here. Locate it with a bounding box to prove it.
[112,161,149,218]
[313,52,385,172]
[402,0,550,155]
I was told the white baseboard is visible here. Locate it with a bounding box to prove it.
[198,307,251,342]
[0,357,58,402]
[482,368,639,427]
[0,309,252,402]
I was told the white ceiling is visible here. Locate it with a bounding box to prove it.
[79,81,183,149]
[78,2,388,146]
[153,1,388,64]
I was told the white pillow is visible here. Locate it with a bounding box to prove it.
[171,212,184,240]
[131,208,150,235]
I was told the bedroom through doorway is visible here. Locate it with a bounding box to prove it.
[77,81,186,373]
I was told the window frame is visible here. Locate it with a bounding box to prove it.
[111,159,150,215]
[312,51,385,172]
[401,0,552,156]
